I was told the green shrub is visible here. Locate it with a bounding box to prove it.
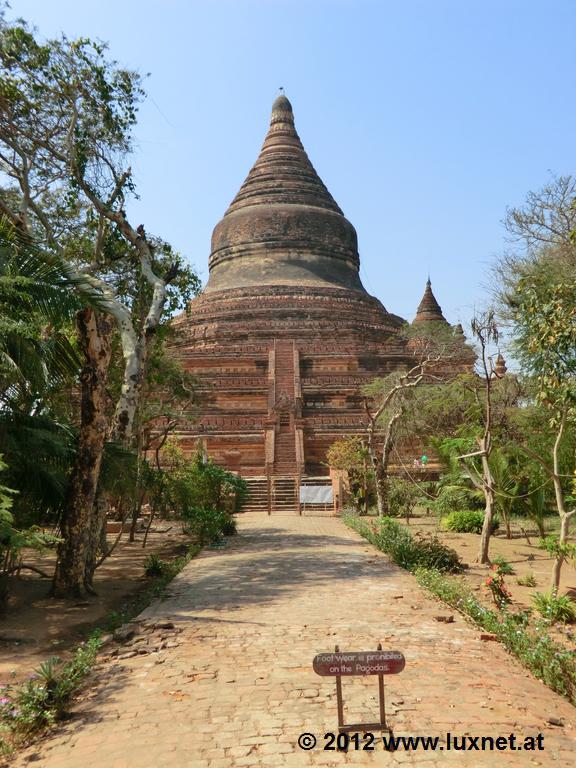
[412,535,464,572]
[221,514,237,536]
[430,482,483,517]
[163,446,248,516]
[387,477,421,521]
[0,635,101,738]
[492,555,515,575]
[532,592,576,624]
[346,515,462,574]
[441,509,499,534]
[182,506,236,545]
[144,554,170,578]
[517,573,537,587]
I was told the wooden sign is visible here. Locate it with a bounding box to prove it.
[313,650,405,677]
[313,645,405,734]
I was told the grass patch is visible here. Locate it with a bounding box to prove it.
[516,573,537,587]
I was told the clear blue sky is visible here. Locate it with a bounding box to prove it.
[11,0,576,327]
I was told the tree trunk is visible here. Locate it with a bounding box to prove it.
[550,417,570,595]
[374,464,388,516]
[550,510,570,595]
[111,322,145,445]
[83,490,108,593]
[477,443,495,564]
[52,309,114,598]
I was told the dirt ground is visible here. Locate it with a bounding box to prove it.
[0,522,191,683]
[405,511,576,643]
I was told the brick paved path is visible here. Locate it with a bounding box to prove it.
[16,515,575,767]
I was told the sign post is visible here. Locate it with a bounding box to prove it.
[313,644,405,733]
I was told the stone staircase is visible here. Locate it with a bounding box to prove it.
[242,477,269,513]
[273,341,297,476]
[270,477,298,514]
[241,341,303,514]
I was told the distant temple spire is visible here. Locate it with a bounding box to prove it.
[494,352,507,378]
[413,278,448,324]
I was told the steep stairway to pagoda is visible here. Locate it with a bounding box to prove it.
[272,341,297,475]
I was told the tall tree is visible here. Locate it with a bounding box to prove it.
[495,175,576,592]
[0,13,199,596]
[460,311,500,564]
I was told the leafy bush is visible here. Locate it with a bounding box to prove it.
[346,515,462,573]
[430,480,484,518]
[144,554,170,578]
[492,555,515,575]
[162,445,247,522]
[413,535,464,572]
[181,506,236,546]
[441,509,498,534]
[0,635,101,739]
[532,592,576,624]
[387,477,422,521]
[0,455,61,601]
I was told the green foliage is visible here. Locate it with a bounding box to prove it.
[532,592,576,624]
[181,506,236,546]
[513,277,576,411]
[160,444,244,545]
[441,509,494,534]
[524,486,549,537]
[431,486,480,517]
[143,554,170,578]
[387,477,422,521]
[0,220,83,407]
[517,573,537,587]
[345,515,463,574]
[0,635,101,742]
[326,436,374,512]
[415,568,576,704]
[0,455,60,601]
[492,555,515,575]
[429,438,486,517]
[165,444,247,512]
[490,448,527,537]
[538,534,576,562]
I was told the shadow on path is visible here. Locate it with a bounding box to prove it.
[153,522,395,616]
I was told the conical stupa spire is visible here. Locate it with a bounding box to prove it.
[494,352,507,377]
[413,278,448,324]
[225,94,343,215]
[205,95,366,294]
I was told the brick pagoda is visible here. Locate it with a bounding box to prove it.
[171,95,460,511]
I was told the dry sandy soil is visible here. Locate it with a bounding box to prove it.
[404,512,576,643]
[0,523,191,683]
